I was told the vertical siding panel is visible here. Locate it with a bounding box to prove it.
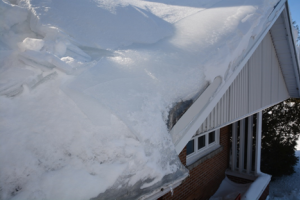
[249,52,255,113]
[247,61,250,114]
[241,68,245,116]
[218,98,221,126]
[214,103,217,127]
[278,60,290,100]
[235,77,238,120]
[248,60,253,113]
[237,74,240,119]
[220,96,223,126]
[235,74,238,120]
[268,34,273,105]
[230,83,234,121]
[211,112,213,130]
[216,102,219,127]
[207,112,210,131]
[205,115,208,132]
[232,81,235,121]
[271,38,279,101]
[255,44,260,111]
[238,70,242,118]
[199,123,202,133]
[246,63,249,115]
[234,78,237,120]
[257,43,262,111]
[262,36,267,107]
[224,90,227,125]
[243,66,248,116]
[242,67,245,116]
[251,49,255,113]
[250,51,254,112]
[227,89,230,124]
[222,93,226,125]
[262,34,272,107]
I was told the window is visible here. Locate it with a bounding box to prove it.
[198,135,205,149]
[186,140,194,155]
[186,129,220,165]
[209,131,215,144]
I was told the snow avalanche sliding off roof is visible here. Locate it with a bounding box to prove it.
[0,0,280,199]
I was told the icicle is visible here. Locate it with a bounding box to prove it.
[169,186,173,196]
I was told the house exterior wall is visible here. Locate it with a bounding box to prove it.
[197,32,290,135]
[159,125,230,200]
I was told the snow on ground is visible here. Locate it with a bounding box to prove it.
[269,151,300,200]
[0,0,280,199]
[210,177,251,200]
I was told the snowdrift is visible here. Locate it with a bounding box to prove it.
[0,0,280,199]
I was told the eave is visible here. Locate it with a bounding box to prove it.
[171,0,300,154]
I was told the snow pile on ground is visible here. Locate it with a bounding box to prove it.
[269,151,300,200]
[210,176,251,200]
[0,0,280,199]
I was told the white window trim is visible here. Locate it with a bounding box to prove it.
[186,129,220,166]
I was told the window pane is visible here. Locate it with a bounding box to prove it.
[209,131,215,144]
[186,140,194,155]
[198,135,205,149]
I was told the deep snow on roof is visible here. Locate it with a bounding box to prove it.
[0,0,280,199]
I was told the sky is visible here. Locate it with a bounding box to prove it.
[288,0,300,27]
[288,0,300,150]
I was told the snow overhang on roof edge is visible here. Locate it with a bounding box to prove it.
[172,0,292,155]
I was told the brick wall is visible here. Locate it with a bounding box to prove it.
[160,125,231,200]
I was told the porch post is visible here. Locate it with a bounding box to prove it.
[239,119,245,173]
[246,115,253,174]
[231,122,238,171]
[255,111,262,175]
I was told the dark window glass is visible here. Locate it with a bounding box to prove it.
[198,135,205,149]
[209,131,215,144]
[186,140,194,155]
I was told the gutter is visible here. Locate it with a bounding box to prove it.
[141,174,188,200]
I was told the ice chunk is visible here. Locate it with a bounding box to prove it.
[20,50,77,75]
[20,38,44,51]
[27,72,57,89]
[54,40,67,56]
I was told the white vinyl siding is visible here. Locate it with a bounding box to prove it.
[270,13,300,98]
[197,32,290,134]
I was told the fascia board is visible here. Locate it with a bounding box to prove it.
[173,2,285,154]
[282,2,300,97]
[172,76,222,154]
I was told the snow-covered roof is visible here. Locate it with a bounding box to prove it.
[0,0,289,199]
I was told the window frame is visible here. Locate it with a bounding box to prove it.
[186,129,220,166]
